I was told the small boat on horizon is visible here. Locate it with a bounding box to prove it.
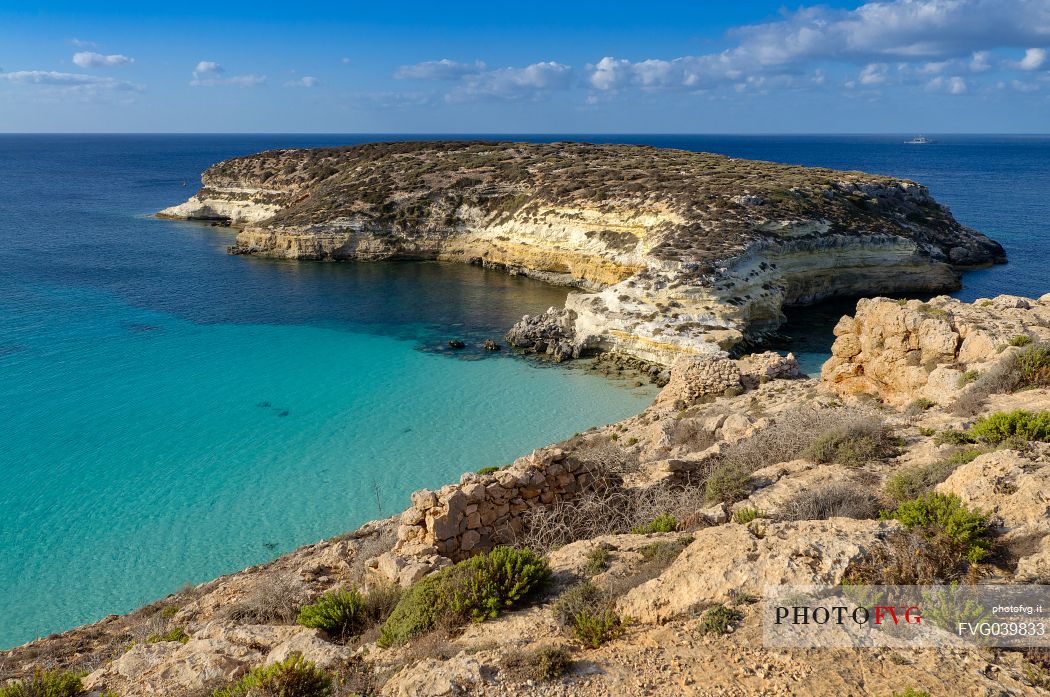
[905,135,936,144]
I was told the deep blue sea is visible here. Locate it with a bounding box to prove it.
[1,134,1047,648]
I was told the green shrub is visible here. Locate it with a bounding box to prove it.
[161,605,179,619]
[934,429,975,445]
[705,461,751,504]
[476,466,500,475]
[500,646,572,681]
[297,588,367,639]
[571,609,624,648]
[698,604,743,636]
[732,507,766,524]
[212,655,331,697]
[890,690,931,697]
[944,447,986,465]
[968,410,1050,444]
[918,427,936,437]
[378,546,549,646]
[445,546,551,622]
[956,369,980,388]
[906,398,935,414]
[1009,334,1032,347]
[1016,345,1050,388]
[801,418,897,466]
[884,461,961,503]
[147,626,189,644]
[882,493,992,564]
[0,670,83,697]
[630,514,678,534]
[583,544,611,576]
[552,581,624,648]
[376,573,445,647]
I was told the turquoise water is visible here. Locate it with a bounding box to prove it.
[0,136,658,648]
[2,134,1047,648]
[1,282,654,647]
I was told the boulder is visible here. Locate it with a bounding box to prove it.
[617,519,899,623]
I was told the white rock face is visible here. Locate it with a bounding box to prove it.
[617,519,899,623]
[159,142,1006,366]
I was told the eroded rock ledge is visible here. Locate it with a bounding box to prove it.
[160,141,1005,364]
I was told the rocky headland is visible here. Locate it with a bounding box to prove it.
[158,141,1005,364]
[5,292,1050,697]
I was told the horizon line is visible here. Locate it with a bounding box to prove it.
[2,131,1050,137]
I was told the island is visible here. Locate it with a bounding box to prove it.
[159,141,1005,363]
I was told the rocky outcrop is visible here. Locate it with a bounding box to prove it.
[653,350,801,411]
[505,307,578,361]
[160,141,1005,364]
[823,293,1050,405]
[937,449,1050,582]
[617,519,900,624]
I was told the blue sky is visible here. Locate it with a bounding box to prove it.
[2,0,1049,132]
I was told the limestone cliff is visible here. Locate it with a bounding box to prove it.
[160,141,1006,363]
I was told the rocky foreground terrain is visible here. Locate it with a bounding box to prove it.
[159,141,1005,363]
[4,292,1050,697]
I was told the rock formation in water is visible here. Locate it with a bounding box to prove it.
[5,293,1050,696]
[159,141,1005,364]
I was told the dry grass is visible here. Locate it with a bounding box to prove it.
[779,482,882,521]
[704,406,893,504]
[519,482,706,553]
[223,571,308,624]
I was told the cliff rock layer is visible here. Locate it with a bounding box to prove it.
[160,141,1005,363]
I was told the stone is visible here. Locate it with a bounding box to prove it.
[618,519,899,623]
[411,489,438,510]
[381,654,482,697]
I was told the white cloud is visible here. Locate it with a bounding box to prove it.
[68,38,97,48]
[1018,47,1047,70]
[970,50,992,71]
[587,0,1050,93]
[284,76,319,88]
[193,61,224,79]
[394,59,486,80]
[73,52,134,68]
[190,61,265,87]
[858,63,889,84]
[926,75,968,94]
[1010,78,1041,91]
[0,70,142,92]
[451,61,572,100]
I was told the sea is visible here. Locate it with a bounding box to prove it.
[1,134,1047,648]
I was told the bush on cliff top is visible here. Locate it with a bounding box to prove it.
[969,409,1050,444]
[0,670,83,697]
[378,546,550,646]
[212,655,331,697]
[552,581,624,648]
[703,407,894,504]
[881,492,992,564]
[884,461,961,503]
[801,416,899,467]
[297,588,369,640]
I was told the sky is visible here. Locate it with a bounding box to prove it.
[1,0,1049,133]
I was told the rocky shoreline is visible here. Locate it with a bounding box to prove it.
[158,141,1005,365]
[5,291,1050,696]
